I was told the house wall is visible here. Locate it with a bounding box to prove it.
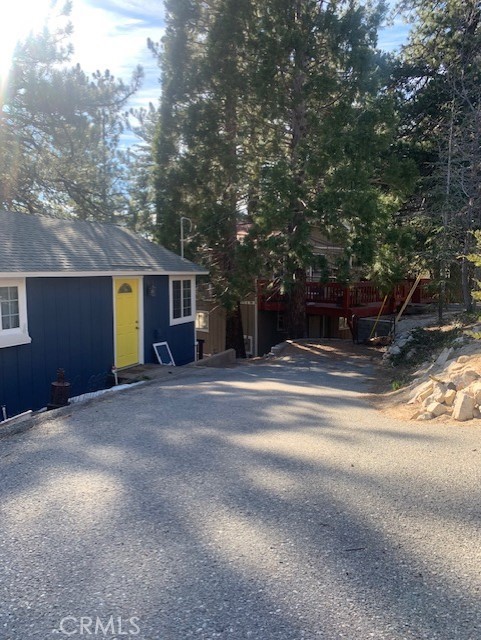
[0,274,197,420]
[143,275,195,366]
[240,298,256,357]
[0,277,114,418]
[307,315,350,340]
[257,311,287,356]
[256,311,352,357]
[195,301,226,357]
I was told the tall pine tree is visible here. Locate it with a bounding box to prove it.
[0,6,142,220]
[396,0,481,313]
[249,0,397,336]
[154,0,256,355]
[154,0,402,345]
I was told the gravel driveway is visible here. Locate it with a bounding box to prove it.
[1,342,480,640]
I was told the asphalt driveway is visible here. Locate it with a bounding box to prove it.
[1,343,480,639]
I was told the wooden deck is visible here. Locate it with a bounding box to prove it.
[257,279,433,319]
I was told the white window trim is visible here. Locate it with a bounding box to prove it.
[0,278,32,348]
[169,276,195,326]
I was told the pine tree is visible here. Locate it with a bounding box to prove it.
[154,0,401,346]
[0,8,142,220]
[154,0,257,355]
[125,103,158,234]
[396,0,481,314]
[249,0,395,337]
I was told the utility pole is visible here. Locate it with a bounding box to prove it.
[180,216,192,258]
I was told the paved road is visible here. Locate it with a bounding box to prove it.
[1,345,480,640]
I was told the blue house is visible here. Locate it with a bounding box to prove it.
[0,210,207,419]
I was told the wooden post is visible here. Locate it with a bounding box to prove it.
[369,295,388,340]
[395,274,423,324]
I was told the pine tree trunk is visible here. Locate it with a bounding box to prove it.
[461,257,473,313]
[283,1,308,341]
[435,264,445,325]
[286,268,307,339]
[225,302,246,358]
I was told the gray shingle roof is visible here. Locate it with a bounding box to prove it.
[1,210,207,275]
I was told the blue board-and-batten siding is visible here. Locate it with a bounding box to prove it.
[0,277,114,418]
[0,275,196,419]
[143,275,195,366]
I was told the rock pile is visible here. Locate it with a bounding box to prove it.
[409,353,481,421]
[382,331,413,362]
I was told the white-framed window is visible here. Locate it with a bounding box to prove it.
[0,279,32,348]
[195,310,209,332]
[170,276,195,325]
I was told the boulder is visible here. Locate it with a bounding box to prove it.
[451,369,479,391]
[397,335,413,348]
[425,401,449,417]
[422,394,434,407]
[413,362,433,377]
[410,380,433,402]
[443,388,457,406]
[446,361,464,375]
[431,382,447,403]
[435,347,453,367]
[426,402,452,415]
[452,392,476,422]
[417,412,434,421]
[464,380,481,405]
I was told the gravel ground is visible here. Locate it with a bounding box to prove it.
[0,341,480,640]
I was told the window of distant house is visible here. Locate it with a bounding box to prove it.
[170,277,195,325]
[0,279,32,348]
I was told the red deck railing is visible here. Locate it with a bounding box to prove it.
[257,279,433,315]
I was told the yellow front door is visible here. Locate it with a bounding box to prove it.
[114,278,140,368]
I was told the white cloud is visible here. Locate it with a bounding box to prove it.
[70,1,161,75]
[68,0,163,114]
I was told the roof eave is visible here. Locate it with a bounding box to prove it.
[0,269,209,278]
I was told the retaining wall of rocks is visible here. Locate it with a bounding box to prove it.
[409,350,481,421]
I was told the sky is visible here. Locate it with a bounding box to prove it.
[68,0,410,110]
[69,0,165,110]
[0,0,410,118]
